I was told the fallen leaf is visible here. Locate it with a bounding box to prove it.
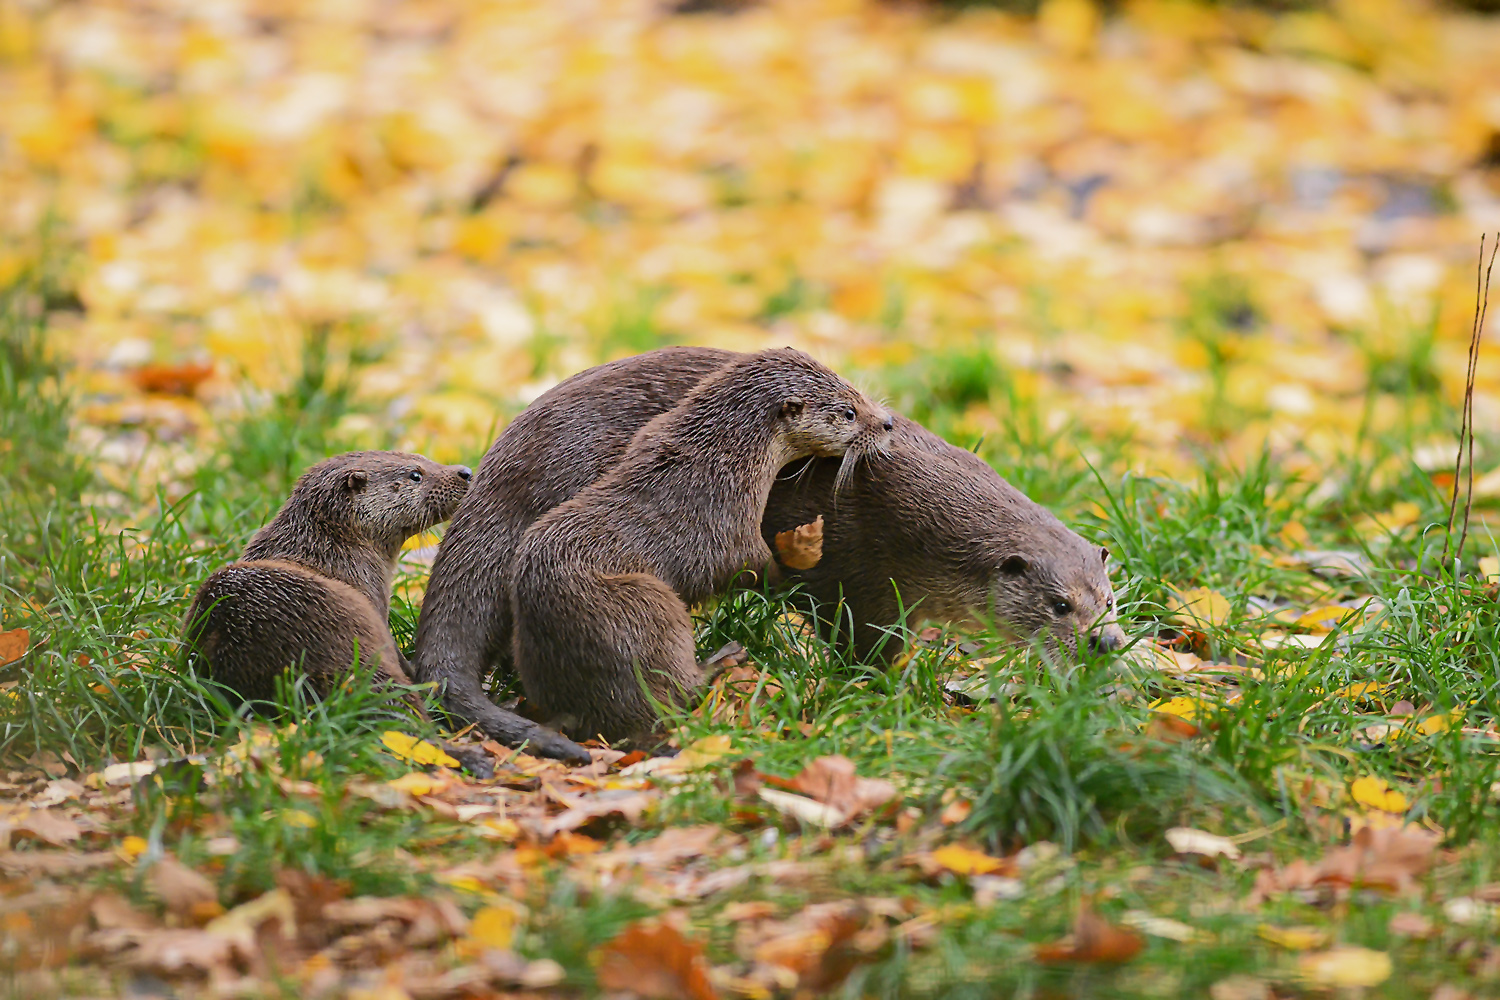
[744,901,874,993]
[926,844,1009,877]
[1165,827,1241,862]
[782,755,898,822]
[1257,924,1330,950]
[595,920,718,1000]
[1349,776,1409,814]
[1120,910,1201,943]
[1209,975,1271,1000]
[774,516,824,570]
[757,787,847,829]
[129,362,214,396]
[147,854,222,923]
[4,807,82,847]
[381,731,460,768]
[1387,911,1434,938]
[0,628,29,666]
[1297,946,1392,988]
[1169,588,1233,627]
[463,905,516,952]
[1034,907,1144,964]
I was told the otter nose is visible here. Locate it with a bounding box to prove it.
[1088,630,1123,654]
[882,412,894,431]
[455,466,473,481]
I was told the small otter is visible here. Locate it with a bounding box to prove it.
[184,451,472,709]
[509,348,892,743]
[760,415,1126,661]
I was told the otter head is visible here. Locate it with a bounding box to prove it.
[984,521,1126,660]
[309,451,472,556]
[761,351,893,492]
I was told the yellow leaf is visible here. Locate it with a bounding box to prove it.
[1278,521,1309,547]
[1298,947,1393,988]
[465,905,516,952]
[282,810,318,829]
[1168,588,1233,628]
[674,735,735,770]
[1149,696,1205,721]
[120,835,148,861]
[1296,605,1358,633]
[1481,555,1500,579]
[381,731,460,769]
[1331,681,1390,701]
[1350,776,1408,814]
[929,844,1006,876]
[1416,707,1463,736]
[476,817,520,841]
[387,771,448,797]
[1039,0,1100,55]
[1258,924,1331,950]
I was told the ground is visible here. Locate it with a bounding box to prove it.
[4,0,1500,997]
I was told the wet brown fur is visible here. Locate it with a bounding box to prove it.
[508,348,891,743]
[184,451,471,708]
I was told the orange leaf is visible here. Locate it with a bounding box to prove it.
[1035,907,1143,965]
[595,920,718,1000]
[129,363,214,397]
[0,628,29,667]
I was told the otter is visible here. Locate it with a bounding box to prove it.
[760,414,1125,661]
[509,348,892,743]
[184,451,470,711]
[412,348,736,756]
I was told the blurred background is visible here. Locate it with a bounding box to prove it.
[3,0,1499,512]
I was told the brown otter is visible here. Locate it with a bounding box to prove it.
[509,348,892,743]
[184,451,472,713]
[760,415,1126,661]
[412,348,736,756]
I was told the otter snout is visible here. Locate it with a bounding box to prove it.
[1088,622,1127,654]
[456,465,472,481]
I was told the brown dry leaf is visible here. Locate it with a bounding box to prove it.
[1209,975,1271,1000]
[774,516,824,570]
[1388,911,1434,938]
[1034,907,1144,965]
[743,901,875,994]
[781,755,898,823]
[538,788,656,838]
[89,892,156,931]
[0,628,28,666]
[1251,824,1439,901]
[594,919,718,1000]
[4,808,83,847]
[147,854,222,922]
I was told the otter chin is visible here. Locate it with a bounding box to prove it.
[984,523,1127,661]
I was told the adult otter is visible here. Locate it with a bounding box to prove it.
[184,452,477,715]
[413,348,736,755]
[760,415,1125,661]
[509,348,892,743]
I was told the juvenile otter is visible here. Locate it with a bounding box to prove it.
[184,451,471,710]
[509,348,892,743]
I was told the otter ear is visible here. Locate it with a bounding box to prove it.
[343,469,369,492]
[999,554,1029,576]
[1100,546,1110,566]
[778,397,804,419]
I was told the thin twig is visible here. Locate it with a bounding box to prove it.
[1457,235,1499,570]
[1444,234,1498,573]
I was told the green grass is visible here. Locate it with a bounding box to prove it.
[7,259,1500,997]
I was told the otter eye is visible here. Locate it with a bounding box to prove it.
[843,407,856,421]
[408,470,423,483]
[1052,599,1072,616]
